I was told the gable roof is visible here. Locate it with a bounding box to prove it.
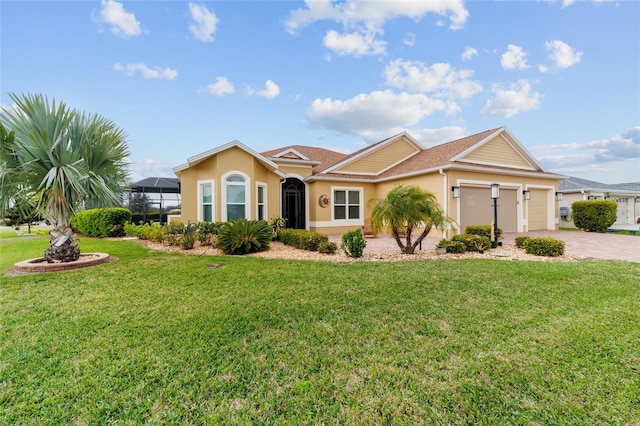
[174,140,286,178]
[261,145,346,174]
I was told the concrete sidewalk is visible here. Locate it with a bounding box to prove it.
[333,230,640,263]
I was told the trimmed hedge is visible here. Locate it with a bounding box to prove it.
[572,200,617,232]
[71,208,131,237]
[279,228,329,252]
[523,237,565,257]
[452,233,491,252]
[465,225,503,240]
[514,235,531,248]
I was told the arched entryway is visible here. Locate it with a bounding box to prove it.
[282,178,305,229]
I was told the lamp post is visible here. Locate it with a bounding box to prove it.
[491,183,500,248]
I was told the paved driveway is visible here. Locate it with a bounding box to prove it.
[348,230,640,263]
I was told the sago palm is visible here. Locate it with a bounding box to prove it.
[0,93,130,262]
[369,185,450,254]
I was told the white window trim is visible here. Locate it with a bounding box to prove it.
[256,181,267,221]
[221,171,251,221]
[197,179,215,222]
[331,186,363,226]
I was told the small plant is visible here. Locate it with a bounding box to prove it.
[217,219,272,255]
[164,220,185,246]
[452,233,490,252]
[466,225,503,241]
[180,222,197,250]
[438,240,466,254]
[268,215,287,240]
[318,241,338,255]
[341,229,366,258]
[196,221,218,246]
[523,237,565,257]
[515,235,531,248]
[125,221,165,243]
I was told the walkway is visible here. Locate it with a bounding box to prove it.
[336,230,640,263]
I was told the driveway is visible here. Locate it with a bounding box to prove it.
[352,230,640,263]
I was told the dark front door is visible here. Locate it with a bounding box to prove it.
[282,178,305,229]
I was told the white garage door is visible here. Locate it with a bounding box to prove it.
[460,187,517,232]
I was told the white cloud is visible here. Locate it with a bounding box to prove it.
[383,59,482,100]
[461,47,478,61]
[188,3,218,42]
[256,80,281,99]
[284,0,468,58]
[481,80,542,118]
[307,90,457,140]
[501,44,529,70]
[284,0,469,33]
[403,32,416,47]
[127,158,176,183]
[545,40,583,69]
[94,0,141,39]
[323,30,386,57]
[206,76,234,96]
[114,63,178,80]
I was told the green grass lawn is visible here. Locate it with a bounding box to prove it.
[1,237,639,424]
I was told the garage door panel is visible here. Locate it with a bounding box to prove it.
[528,189,548,230]
[460,187,517,232]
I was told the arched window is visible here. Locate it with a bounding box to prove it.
[225,175,246,221]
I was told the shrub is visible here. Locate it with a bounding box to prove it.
[523,237,565,257]
[341,229,366,258]
[164,221,184,246]
[217,219,271,255]
[438,240,466,254]
[572,200,617,232]
[279,229,329,251]
[71,208,131,237]
[196,221,219,246]
[124,221,165,243]
[452,233,491,252]
[180,223,197,250]
[465,224,503,240]
[318,241,338,255]
[515,235,531,248]
[268,215,287,240]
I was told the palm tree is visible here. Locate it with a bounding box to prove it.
[0,93,130,262]
[369,185,451,255]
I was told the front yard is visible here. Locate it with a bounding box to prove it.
[1,236,639,424]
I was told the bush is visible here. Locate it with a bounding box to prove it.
[164,221,184,246]
[515,235,531,248]
[217,219,271,255]
[572,200,617,232]
[523,237,565,257]
[438,240,466,254]
[465,225,503,240]
[196,221,220,246]
[279,229,329,251]
[124,221,165,243]
[318,241,338,255]
[452,233,491,252]
[341,229,366,258]
[268,215,287,240]
[71,208,131,237]
[180,223,196,250]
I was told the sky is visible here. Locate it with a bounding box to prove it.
[1,0,639,184]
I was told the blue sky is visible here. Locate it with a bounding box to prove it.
[2,0,639,184]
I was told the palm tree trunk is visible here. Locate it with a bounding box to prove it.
[45,225,80,262]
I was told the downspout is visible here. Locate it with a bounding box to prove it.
[439,169,448,239]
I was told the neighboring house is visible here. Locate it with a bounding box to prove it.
[558,177,640,227]
[172,127,564,237]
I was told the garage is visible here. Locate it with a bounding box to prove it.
[528,188,549,230]
[459,187,518,232]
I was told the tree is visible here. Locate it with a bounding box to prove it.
[0,93,130,262]
[369,185,451,254]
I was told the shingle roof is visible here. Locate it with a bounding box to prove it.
[261,145,347,174]
[559,176,640,194]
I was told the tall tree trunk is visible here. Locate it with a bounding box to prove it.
[45,225,80,262]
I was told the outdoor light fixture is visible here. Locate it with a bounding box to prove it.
[556,191,563,201]
[491,183,500,248]
[523,190,531,201]
[452,186,460,199]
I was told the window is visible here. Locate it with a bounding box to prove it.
[257,184,266,221]
[226,175,246,221]
[198,180,214,222]
[334,189,360,220]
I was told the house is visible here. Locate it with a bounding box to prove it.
[558,177,640,227]
[172,127,564,237]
